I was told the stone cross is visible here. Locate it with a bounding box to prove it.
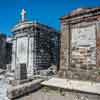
[21,9,26,22]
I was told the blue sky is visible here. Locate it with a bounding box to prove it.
[0,0,100,35]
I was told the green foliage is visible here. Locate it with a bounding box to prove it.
[42,86,50,92]
[59,88,66,96]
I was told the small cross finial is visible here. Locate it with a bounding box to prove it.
[21,9,26,22]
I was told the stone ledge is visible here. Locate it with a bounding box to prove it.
[41,78,100,95]
[7,79,43,99]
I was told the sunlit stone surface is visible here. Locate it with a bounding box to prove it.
[0,79,11,100]
[15,88,100,100]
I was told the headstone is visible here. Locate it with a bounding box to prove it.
[15,63,27,80]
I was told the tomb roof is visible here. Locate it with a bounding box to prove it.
[61,7,100,20]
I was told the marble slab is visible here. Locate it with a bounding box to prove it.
[41,77,100,94]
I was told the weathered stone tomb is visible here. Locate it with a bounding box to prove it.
[11,9,60,78]
[59,8,100,81]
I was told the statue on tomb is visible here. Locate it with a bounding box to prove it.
[21,9,26,22]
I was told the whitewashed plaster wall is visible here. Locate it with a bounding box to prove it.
[16,37,28,64]
[11,40,16,70]
[12,36,35,77]
[28,37,34,77]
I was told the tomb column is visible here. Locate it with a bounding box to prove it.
[59,21,71,78]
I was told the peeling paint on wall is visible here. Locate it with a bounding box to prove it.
[71,25,96,69]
